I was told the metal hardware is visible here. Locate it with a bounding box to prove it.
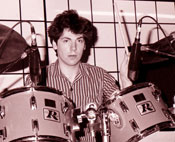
[0,127,7,140]
[129,119,139,132]
[32,119,39,141]
[0,106,5,119]
[120,101,129,112]
[30,96,37,110]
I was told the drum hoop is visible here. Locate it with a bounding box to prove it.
[119,82,153,96]
[0,86,62,98]
[10,135,69,142]
[103,82,154,107]
[128,121,173,142]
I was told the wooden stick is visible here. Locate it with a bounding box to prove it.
[114,1,129,55]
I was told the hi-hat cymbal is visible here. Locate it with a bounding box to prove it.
[0,24,28,65]
[141,34,175,64]
[141,51,169,64]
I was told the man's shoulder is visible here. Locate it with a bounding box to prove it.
[45,60,59,77]
[47,60,57,70]
[47,61,57,67]
[81,63,107,72]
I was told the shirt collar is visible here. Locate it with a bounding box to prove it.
[52,59,61,77]
[78,62,90,78]
[53,59,89,79]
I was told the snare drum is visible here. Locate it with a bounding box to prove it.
[0,86,75,142]
[104,82,174,142]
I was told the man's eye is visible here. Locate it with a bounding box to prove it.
[63,39,68,43]
[78,39,84,43]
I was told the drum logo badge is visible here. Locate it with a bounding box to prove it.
[43,108,61,122]
[136,101,155,115]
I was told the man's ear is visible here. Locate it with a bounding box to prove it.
[52,41,57,50]
[84,45,86,50]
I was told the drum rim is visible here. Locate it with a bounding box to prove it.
[127,121,173,142]
[119,82,154,96]
[10,135,69,142]
[103,82,155,107]
[0,86,62,98]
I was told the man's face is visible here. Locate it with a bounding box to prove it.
[54,28,86,67]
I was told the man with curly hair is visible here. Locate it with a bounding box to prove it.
[28,9,131,142]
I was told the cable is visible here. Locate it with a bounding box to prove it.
[137,15,173,51]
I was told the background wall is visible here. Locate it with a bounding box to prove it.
[0,0,175,100]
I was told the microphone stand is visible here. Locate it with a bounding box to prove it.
[29,25,41,87]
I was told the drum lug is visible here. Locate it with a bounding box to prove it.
[63,123,70,137]
[30,96,37,110]
[61,102,69,114]
[129,119,140,132]
[162,108,175,124]
[119,101,129,112]
[151,84,161,101]
[0,127,7,140]
[0,106,5,119]
[32,119,39,140]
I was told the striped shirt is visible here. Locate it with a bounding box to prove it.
[46,59,119,142]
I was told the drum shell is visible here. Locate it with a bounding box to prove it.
[0,87,72,142]
[106,82,173,142]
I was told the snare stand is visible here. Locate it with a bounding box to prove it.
[102,111,110,142]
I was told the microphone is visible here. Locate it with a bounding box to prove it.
[85,103,98,137]
[128,24,142,82]
[29,25,41,85]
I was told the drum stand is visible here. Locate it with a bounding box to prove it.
[77,104,111,142]
[101,112,110,142]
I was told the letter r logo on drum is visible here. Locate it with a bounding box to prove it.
[43,108,60,122]
[136,101,155,115]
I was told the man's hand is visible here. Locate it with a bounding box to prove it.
[119,52,132,89]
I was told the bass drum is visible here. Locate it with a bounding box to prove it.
[0,86,75,142]
[104,82,175,142]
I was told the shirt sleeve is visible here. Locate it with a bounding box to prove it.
[103,70,120,101]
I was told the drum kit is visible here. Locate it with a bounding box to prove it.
[0,22,175,142]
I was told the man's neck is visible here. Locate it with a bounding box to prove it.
[59,62,80,83]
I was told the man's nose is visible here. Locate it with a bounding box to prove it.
[71,41,77,51]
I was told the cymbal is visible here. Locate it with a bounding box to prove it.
[141,51,169,64]
[0,56,29,73]
[0,24,28,65]
[141,35,175,64]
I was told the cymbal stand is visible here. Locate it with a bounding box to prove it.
[0,51,27,74]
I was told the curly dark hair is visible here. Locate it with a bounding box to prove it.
[48,9,98,49]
